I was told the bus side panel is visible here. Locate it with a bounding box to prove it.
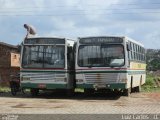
[127,62,146,88]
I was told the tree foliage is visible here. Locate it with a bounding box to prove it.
[146,49,160,70]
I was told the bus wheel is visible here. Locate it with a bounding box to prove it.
[30,89,39,97]
[123,88,131,96]
[84,89,94,96]
[66,89,74,97]
[135,85,141,92]
[135,77,142,92]
[135,83,141,92]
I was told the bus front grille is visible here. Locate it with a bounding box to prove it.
[84,73,119,84]
[21,73,66,81]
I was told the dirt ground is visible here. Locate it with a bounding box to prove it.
[0,91,159,114]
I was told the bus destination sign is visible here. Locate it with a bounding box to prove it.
[24,38,65,44]
[79,37,123,44]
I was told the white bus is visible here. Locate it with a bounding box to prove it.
[20,36,75,96]
[75,36,146,96]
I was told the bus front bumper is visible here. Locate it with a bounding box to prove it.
[21,83,67,89]
[76,83,126,89]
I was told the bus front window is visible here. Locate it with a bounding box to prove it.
[22,45,65,68]
[78,44,124,67]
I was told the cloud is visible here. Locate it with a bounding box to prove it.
[76,0,121,20]
[144,31,160,49]
[44,17,103,39]
[0,0,160,49]
[50,17,75,30]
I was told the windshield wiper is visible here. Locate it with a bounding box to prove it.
[88,63,93,68]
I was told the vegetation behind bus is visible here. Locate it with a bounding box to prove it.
[141,74,160,92]
[146,49,160,71]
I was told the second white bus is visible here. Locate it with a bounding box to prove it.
[75,36,146,96]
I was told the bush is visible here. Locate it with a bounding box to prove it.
[142,74,160,92]
[0,86,10,93]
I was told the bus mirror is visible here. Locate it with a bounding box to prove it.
[17,45,21,53]
[127,44,131,51]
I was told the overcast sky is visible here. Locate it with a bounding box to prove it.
[0,0,160,49]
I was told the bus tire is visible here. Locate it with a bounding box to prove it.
[84,89,94,96]
[135,76,142,92]
[66,89,74,97]
[135,82,142,92]
[30,89,39,97]
[123,88,131,96]
[135,85,141,92]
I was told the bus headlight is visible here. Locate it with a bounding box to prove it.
[76,79,83,83]
[121,78,127,83]
[55,78,67,82]
[21,77,30,81]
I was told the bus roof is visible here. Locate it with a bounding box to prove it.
[26,35,66,39]
[24,36,75,46]
[26,36,76,41]
[78,36,144,47]
[78,35,124,39]
[125,36,144,47]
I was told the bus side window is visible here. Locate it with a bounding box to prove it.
[127,42,131,67]
[127,43,131,51]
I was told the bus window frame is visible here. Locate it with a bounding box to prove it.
[77,43,125,68]
[21,44,66,69]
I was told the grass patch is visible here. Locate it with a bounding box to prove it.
[0,86,10,93]
[142,74,160,92]
[75,88,84,93]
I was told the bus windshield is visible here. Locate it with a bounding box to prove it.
[78,44,124,67]
[22,45,65,68]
